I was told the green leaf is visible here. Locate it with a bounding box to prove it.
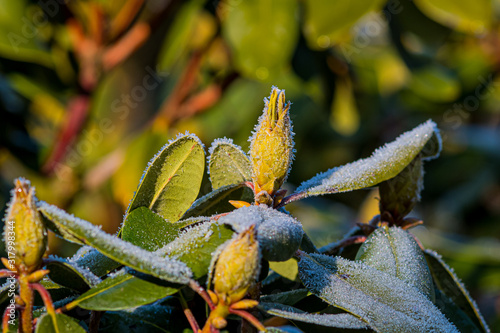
[46,259,100,293]
[269,258,299,281]
[181,183,253,219]
[35,313,85,333]
[287,120,441,205]
[70,246,121,277]
[208,138,251,189]
[218,205,304,262]
[261,289,309,306]
[434,288,483,333]
[221,0,299,80]
[122,207,183,251]
[68,270,178,311]
[408,66,461,103]
[259,302,368,330]
[70,221,233,310]
[303,0,387,49]
[413,0,492,34]
[38,201,192,284]
[424,249,490,333]
[298,252,458,332]
[125,133,205,223]
[355,226,435,301]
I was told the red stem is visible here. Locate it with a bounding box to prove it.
[228,308,266,332]
[189,280,215,310]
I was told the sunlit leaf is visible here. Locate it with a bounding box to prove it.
[287,120,441,205]
[125,133,205,223]
[424,249,490,333]
[221,0,299,80]
[355,226,434,300]
[298,252,458,332]
[413,0,492,34]
[330,77,359,136]
[409,66,461,103]
[303,0,387,49]
[208,138,251,189]
[38,201,192,284]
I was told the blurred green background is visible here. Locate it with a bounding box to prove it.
[0,0,499,329]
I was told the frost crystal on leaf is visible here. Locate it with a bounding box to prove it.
[294,120,441,201]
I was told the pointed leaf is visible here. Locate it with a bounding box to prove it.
[355,226,434,301]
[46,258,101,293]
[261,289,309,306]
[259,302,368,330]
[218,205,304,262]
[121,207,183,251]
[181,183,253,219]
[125,133,205,223]
[208,138,251,189]
[38,201,192,284]
[424,249,490,333]
[70,246,121,277]
[68,269,178,311]
[35,313,85,333]
[287,120,441,205]
[298,252,458,332]
[434,288,483,333]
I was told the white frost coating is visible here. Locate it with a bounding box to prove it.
[208,137,247,165]
[260,302,368,329]
[38,201,192,284]
[298,253,458,333]
[124,131,205,218]
[218,205,304,261]
[48,256,102,287]
[296,120,441,197]
[248,86,296,183]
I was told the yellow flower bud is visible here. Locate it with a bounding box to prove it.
[250,87,294,203]
[4,178,47,273]
[213,225,260,305]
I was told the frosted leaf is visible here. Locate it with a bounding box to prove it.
[298,252,458,332]
[289,120,441,204]
[424,249,490,333]
[124,132,205,223]
[260,289,309,306]
[218,205,304,261]
[38,201,192,284]
[70,246,121,277]
[45,256,101,292]
[208,138,251,189]
[181,183,253,219]
[259,302,369,330]
[355,226,434,301]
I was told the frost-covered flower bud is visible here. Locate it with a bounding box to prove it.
[213,225,260,305]
[4,178,47,273]
[250,87,294,203]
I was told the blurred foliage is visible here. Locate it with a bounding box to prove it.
[0,0,499,330]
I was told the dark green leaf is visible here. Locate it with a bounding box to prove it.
[261,289,309,306]
[71,246,121,277]
[181,183,253,219]
[125,134,205,223]
[433,288,483,333]
[38,201,192,284]
[259,302,368,330]
[122,207,183,251]
[46,259,100,293]
[355,226,434,300]
[35,313,85,333]
[424,249,490,332]
[298,252,458,332]
[208,138,251,189]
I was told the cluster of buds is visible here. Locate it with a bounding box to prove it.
[1,179,53,333]
[249,87,294,207]
[202,225,265,332]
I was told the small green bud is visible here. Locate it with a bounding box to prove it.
[4,178,47,273]
[250,87,294,203]
[213,225,260,305]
